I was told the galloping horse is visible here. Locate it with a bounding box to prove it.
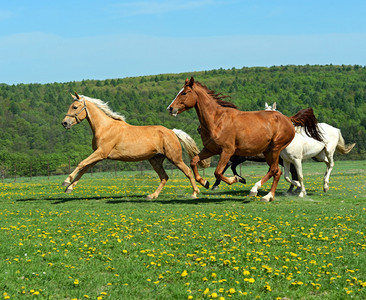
[167,77,322,202]
[61,93,209,199]
[265,102,356,197]
[210,154,300,193]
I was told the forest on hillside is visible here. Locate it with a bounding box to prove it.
[0,65,365,177]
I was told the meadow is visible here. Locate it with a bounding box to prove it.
[0,160,365,299]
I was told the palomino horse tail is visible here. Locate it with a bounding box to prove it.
[290,108,324,142]
[172,129,211,168]
[336,131,356,154]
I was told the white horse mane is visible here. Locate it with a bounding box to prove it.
[79,95,126,121]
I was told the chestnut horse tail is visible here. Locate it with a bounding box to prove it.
[172,129,211,168]
[290,108,324,142]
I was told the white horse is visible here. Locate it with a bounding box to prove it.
[265,103,356,197]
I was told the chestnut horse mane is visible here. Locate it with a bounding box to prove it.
[290,108,324,142]
[195,81,238,109]
[79,95,126,121]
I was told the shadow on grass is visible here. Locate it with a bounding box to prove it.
[15,187,307,205]
[15,189,256,205]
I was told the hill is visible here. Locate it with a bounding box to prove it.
[0,65,365,177]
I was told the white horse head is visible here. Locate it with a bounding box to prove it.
[264,102,277,111]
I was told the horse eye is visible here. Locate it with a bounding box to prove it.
[73,106,78,109]
[181,92,187,96]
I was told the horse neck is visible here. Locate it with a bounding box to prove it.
[194,88,223,130]
[85,100,121,136]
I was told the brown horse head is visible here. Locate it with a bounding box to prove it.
[167,77,236,116]
[167,77,197,116]
[61,92,88,129]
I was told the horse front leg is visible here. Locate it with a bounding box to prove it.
[231,156,247,184]
[64,162,97,193]
[190,148,214,189]
[62,151,105,192]
[212,159,232,191]
[213,151,243,186]
[291,159,306,197]
[323,150,334,192]
[250,151,281,202]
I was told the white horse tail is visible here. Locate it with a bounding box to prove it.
[172,129,210,168]
[336,130,356,154]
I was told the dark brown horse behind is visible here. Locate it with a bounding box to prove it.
[167,77,323,202]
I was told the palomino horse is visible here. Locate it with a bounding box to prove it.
[265,102,356,197]
[61,93,209,199]
[167,77,323,202]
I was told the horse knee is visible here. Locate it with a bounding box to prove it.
[270,166,281,179]
[214,170,221,180]
[190,156,200,168]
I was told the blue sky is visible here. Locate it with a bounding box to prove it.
[1,0,365,84]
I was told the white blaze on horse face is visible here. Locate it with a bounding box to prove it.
[167,88,184,116]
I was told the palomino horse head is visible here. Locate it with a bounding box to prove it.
[61,92,88,129]
[167,77,197,116]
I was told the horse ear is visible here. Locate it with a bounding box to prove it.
[273,102,277,110]
[265,102,269,109]
[70,93,75,99]
[185,78,190,85]
[74,92,80,100]
[188,76,195,87]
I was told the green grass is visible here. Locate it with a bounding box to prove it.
[1,160,365,299]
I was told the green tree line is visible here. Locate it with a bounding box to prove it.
[1,65,365,177]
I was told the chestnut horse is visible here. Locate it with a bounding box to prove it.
[167,77,323,202]
[61,93,209,199]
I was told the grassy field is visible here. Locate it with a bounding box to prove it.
[0,160,365,299]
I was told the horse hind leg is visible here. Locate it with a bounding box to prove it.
[173,159,200,198]
[147,155,169,200]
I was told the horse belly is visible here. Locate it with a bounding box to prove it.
[301,139,325,159]
[108,141,159,161]
[234,134,271,156]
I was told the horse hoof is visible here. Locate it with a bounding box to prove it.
[65,188,73,193]
[146,194,156,200]
[191,194,197,199]
[211,185,218,191]
[236,176,246,184]
[323,187,329,192]
[204,181,210,189]
[261,192,274,202]
[248,191,257,197]
[260,197,270,202]
[62,181,70,187]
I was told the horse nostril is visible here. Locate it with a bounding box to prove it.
[62,121,68,127]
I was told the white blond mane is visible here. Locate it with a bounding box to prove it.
[80,95,125,121]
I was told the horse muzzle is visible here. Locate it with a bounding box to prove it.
[61,119,73,129]
[167,106,178,117]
